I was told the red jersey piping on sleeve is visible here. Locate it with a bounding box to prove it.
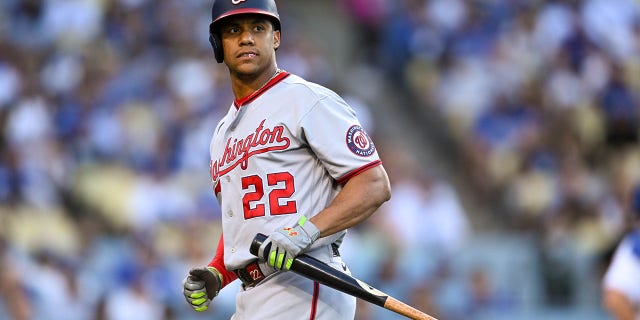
[336,160,382,185]
[233,71,290,109]
[207,234,238,287]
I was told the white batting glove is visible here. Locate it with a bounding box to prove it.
[259,216,320,271]
[182,267,222,312]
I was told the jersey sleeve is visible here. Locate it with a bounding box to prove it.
[603,237,640,305]
[299,95,381,183]
[207,234,238,287]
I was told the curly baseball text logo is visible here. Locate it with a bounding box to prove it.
[210,119,291,182]
[232,0,247,4]
[346,125,375,157]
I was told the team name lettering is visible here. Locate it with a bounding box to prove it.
[211,119,290,181]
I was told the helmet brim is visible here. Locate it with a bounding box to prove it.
[213,8,280,30]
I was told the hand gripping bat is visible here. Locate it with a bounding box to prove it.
[250,233,439,320]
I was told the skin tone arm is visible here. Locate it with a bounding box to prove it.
[604,289,637,320]
[0,253,31,320]
[310,165,391,237]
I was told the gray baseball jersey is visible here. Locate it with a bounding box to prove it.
[209,70,381,270]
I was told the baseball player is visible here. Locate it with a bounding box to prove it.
[603,184,640,320]
[182,0,391,319]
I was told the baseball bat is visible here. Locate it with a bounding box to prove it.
[250,233,438,320]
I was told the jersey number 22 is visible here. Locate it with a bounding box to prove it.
[241,172,297,219]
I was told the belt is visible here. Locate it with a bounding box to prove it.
[234,243,341,288]
[233,259,266,288]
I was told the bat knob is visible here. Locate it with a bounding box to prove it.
[250,233,269,258]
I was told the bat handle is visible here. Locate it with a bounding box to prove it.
[250,233,269,259]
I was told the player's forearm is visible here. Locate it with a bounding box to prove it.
[604,289,637,320]
[310,164,391,237]
[0,269,31,320]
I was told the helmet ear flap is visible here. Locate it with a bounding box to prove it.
[209,25,224,63]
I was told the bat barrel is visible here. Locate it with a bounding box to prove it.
[250,233,438,320]
[289,251,389,307]
[251,233,387,307]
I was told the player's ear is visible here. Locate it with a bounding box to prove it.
[273,30,280,50]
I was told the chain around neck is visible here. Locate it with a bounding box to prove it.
[243,67,281,100]
[257,68,281,92]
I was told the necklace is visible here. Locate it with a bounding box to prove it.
[237,68,281,106]
[254,68,281,96]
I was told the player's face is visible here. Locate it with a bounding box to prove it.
[219,15,280,78]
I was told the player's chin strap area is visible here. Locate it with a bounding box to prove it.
[234,243,341,288]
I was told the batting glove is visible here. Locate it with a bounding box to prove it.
[182,267,222,312]
[259,216,321,271]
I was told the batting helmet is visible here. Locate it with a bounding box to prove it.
[209,0,281,63]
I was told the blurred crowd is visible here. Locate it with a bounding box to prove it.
[0,0,638,319]
[340,0,640,318]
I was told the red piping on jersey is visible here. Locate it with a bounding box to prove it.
[234,71,290,109]
[336,160,382,185]
[310,281,320,320]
